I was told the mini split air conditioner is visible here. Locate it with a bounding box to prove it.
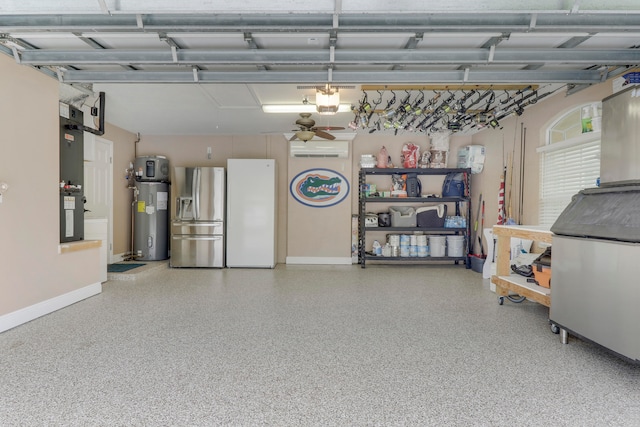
[289,140,349,158]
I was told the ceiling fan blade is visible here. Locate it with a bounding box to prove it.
[314,129,336,140]
[314,126,346,131]
[289,134,299,141]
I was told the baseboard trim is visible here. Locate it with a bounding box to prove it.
[285,257,352,265]
[111,252,127,263]
[0,283,102,333]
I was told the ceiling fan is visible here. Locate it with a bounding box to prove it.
[290,113,345,142]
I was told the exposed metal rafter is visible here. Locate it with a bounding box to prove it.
[2,12,640,33]
[16,48,640,66]
[59,69,604,84]
[2,7,640,97]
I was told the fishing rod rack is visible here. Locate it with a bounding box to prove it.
[350,84,560,135]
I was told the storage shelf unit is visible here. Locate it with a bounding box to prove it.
[358,167,471,268]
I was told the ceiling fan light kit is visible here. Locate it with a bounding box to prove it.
[294,130,316,142]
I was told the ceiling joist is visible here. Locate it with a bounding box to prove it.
[16,48,640,66]
[2,12,640,33]
[58,69,603,84]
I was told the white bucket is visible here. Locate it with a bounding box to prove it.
[430,236,446,257]
[446,235,465,257]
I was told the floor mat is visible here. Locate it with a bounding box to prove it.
[107,263,146,273]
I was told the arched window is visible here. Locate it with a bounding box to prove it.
[537,103,601,227]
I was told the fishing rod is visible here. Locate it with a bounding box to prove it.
[418,90,459,132]
[389,90,414,129]
[378,90,398,120]
[413,91,442,129]
[367,90,383,121]
[493,86,562,122]
[401,91,427,131]
[453,89,498,125]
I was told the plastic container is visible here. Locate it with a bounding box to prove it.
[389,206,417,227]
[430,236,446,257]
[416,205,447,227]
[409,245,418,257]
[400,245,410,257]
[470,254,485,273]
[387,234,400,246]
[446,235,465,257]
[416,235,429,257]
[417,245,429,257]
[399,234,411,257]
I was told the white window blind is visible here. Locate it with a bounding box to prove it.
[538,137,600,227]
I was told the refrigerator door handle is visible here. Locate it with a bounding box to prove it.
[195,167,201,220]
[173,235,222,241]
[190,168,198,220]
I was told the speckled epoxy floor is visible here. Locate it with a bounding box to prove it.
[1,264,639,426]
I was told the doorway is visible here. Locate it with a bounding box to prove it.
[84,135,114,262]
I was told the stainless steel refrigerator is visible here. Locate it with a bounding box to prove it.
[170,167,225,268]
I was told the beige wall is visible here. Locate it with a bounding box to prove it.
[132,77,613,262]
[136,134,289,263]
[469,82,612,234]
[0,54,100,319]
[286,157,353,260]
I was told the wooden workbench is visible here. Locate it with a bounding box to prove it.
[491,225,552,307]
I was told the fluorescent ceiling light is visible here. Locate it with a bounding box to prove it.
[262,104,352,113]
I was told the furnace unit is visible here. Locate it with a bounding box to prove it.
[59,104,84,243]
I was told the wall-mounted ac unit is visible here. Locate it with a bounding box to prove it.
[289,139,349,158]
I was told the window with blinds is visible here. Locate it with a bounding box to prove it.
[538,104,601,227]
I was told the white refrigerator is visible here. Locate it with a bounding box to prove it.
[226,159,277,268]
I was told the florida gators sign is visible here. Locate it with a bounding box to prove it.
[290,168,350,208]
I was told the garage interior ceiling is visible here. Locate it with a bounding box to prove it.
[1,1,640,135]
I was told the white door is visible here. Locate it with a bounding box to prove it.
[84,136,114,262]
